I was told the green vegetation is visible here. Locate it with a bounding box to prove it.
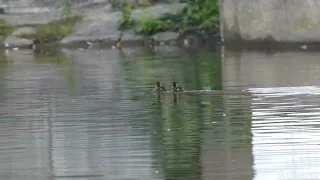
[119,2,134,30]
[35,0,81,42]
[119,0,220,35]
[111,0,156,9]
[0,18,16,41]
[35,15,81,40]
[62,0,72,19]
[0,0,81,43]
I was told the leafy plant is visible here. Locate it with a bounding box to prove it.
[62,0,72,18]
[119,2,134,30]
[0,18,16,40]
[136,11,167,34]
[181,0,219,30]
[135,0,220,35]
[35,16,82,40]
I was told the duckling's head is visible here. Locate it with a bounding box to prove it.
[32,39,41,51]
[156,81,160,87]
[172,81,177,88]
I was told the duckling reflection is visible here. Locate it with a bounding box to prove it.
[152,82,166,93]
[172,82,183,92]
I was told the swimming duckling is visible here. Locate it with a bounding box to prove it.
[115,32,123,49]
[31,39,41,52]
[115,38,121,48]
[152,82,166,93]
[172,82,183,92]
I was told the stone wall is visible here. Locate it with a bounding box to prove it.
[0,0,105,13]
[220,0,320,43]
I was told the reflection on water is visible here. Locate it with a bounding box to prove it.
[1,48,320,179]
[251,87,320,180]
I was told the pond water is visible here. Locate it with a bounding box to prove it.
[1,47,320,180]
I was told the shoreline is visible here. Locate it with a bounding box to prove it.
[223,40,320,52]
[2,37,320,52]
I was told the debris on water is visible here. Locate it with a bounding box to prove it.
[301,45,307,49]
[155,171,158,174]
[212,121,215,124]
[12,47,18,51]
[167,129,170,131]
[223,114,226,116]
[153,131,156,134]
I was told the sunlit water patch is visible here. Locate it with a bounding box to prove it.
[250,86,320,180]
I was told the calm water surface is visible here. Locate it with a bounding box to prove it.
[1,48,320,180]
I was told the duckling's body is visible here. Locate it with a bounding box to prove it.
[116,38,121,48]
[152,82,166,93]
[115,32,123,49]
[172,82,183,92]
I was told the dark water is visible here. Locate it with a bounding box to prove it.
[1,47,320,180]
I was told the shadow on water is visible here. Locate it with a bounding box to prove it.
[3,46,320,180]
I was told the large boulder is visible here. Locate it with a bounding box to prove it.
[0,0,110,25]
[5,35,33,48]
[60,3,187,47]
[0,0,186,48]
[12,27,36,36]
[3,27,36,48]
[220,0,320,43]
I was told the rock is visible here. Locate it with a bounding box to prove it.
[0,12,62,26]
[152,32,179,44]
[5,35,33,48]
[0,0,111,25]
[221,0,320,43]
[60,3,186,47]
[12,27,36,36]
[2,27,36,48]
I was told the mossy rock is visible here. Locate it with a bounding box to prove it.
[0,18,16,41]
[35,16,82,42]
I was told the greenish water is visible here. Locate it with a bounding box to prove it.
[1,48,320,180]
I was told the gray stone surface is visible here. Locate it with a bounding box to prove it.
[152,32,179,42]
[0,0,109,13]
[0,0,111,25]
[0,0,186,48]
[12,27,36,36]
[3,27,36,48]
[220,0,320,43]
[60,3,186,46]
[5,35,33,47]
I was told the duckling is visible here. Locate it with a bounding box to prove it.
[115,32,123,49]
[172,82,183,92]
[115,37,121,48]
[152,82,166,93]
[31,39,41,52]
